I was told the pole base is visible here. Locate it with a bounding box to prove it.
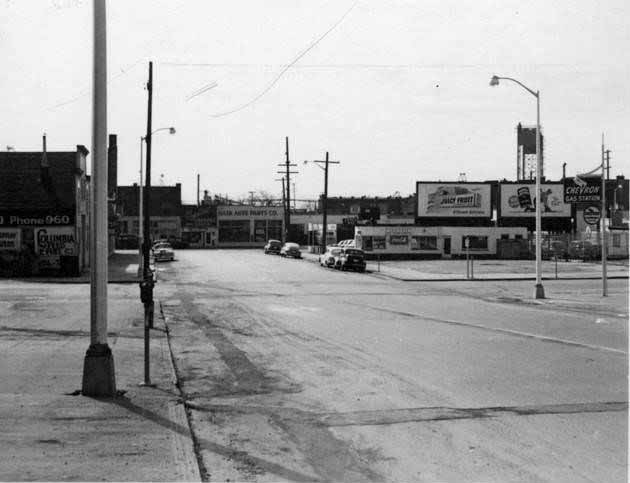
[534,283,545,299]
[82,343,116,397]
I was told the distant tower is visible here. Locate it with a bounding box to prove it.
[516,123,544,181]
[458,172,467,182]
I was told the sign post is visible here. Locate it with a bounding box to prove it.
[465,237,470,279]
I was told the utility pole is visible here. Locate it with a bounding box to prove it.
[601,135,608,296]
[197,173,200,206]
[140,60,155,386]
[249,190,255,205]
[275,177,286,225]
[82,0,116,397]
[562,162,566,181]
[277,137,297,241]
[314,152,340,254]
[605,149,611,180]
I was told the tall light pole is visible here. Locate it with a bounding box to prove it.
[82,0,116,397]
[490,75,545,299]
[304,153,340,254]
[138,127,175,276]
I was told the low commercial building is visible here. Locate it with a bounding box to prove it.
[0,145,90,276]
[354,225,527,259]
[116,183,184,244]
[216,205,283,247]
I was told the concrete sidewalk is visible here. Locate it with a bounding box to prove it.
[12,251,144,284]
[300,251,629,282]
[0,281,200,481]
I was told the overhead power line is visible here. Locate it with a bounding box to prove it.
[209,0,360,119]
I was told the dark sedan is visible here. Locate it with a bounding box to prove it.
[264,239,282,254]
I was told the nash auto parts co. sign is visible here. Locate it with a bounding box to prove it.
[564,176,601,203]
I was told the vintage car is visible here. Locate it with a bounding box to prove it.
[319,246,342,267]
[334,248,366,272]
[280,242,302,259]
[152,242,175,262]
[264,239,282,255]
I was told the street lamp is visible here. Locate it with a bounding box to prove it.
[138,127,175,275]
[490,75,545,299]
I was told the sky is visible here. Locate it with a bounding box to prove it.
[1,0,629,204]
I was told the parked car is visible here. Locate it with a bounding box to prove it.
[334,248,366,272]
[264,239,282,255]
[152,242,175,262]
[280,242,302,259]
[152,239,169,250]
[319,246,342,267]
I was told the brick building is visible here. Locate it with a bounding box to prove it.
[0,144,90,276]
[116,183,184,243]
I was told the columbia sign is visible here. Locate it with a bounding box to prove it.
[563,176,601,203]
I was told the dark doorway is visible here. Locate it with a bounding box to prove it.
[443,237,451,255]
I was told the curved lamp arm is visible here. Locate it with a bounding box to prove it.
[490,75,538,98]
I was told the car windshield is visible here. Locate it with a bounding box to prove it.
[330,249,341,255]
[154,243,172,250]
[268,240,281,246]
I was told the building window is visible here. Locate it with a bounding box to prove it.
[515,234,523,240]
[613,234,621,248]
[411,236,437,250]
[500,234,509,240]
[463,236,488,250]
[389,234,409,245]
[254,220,266,243]
[219,220,250,243]
[373,236,386,249]
[362,236,373,251]
[267,220,283,241]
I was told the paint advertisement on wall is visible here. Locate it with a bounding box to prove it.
[417,183,491,217]
[35,226,76,269]
[500,183,570,217]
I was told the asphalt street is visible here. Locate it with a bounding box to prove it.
[155,249,629,482]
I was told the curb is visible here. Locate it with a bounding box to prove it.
[158,300,205,482]
[387,275,629,282]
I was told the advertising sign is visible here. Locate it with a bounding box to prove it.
[389,235,409,245]
[0,212,74,226]
[416,183,491,217]
[499,183,570,217]
[217,206,283,219]
[0,229,21,251]
[583,205,601,225]
[563,176,601,203]
[35,227,77,270]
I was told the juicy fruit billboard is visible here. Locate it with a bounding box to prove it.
[416,183,491,218]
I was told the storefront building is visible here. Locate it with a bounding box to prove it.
[216,205,283,247]
[116,183,184,244]
[355,225,527,259]
[0,145,90,276]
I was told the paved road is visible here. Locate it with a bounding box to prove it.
[156,249,628,482]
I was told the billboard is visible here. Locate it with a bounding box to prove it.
[563,176,601,203]
[416,183,491,218]
[35,226,77,270]
[500,183,570,217]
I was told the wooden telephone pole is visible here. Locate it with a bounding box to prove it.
[277,137,297,241]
